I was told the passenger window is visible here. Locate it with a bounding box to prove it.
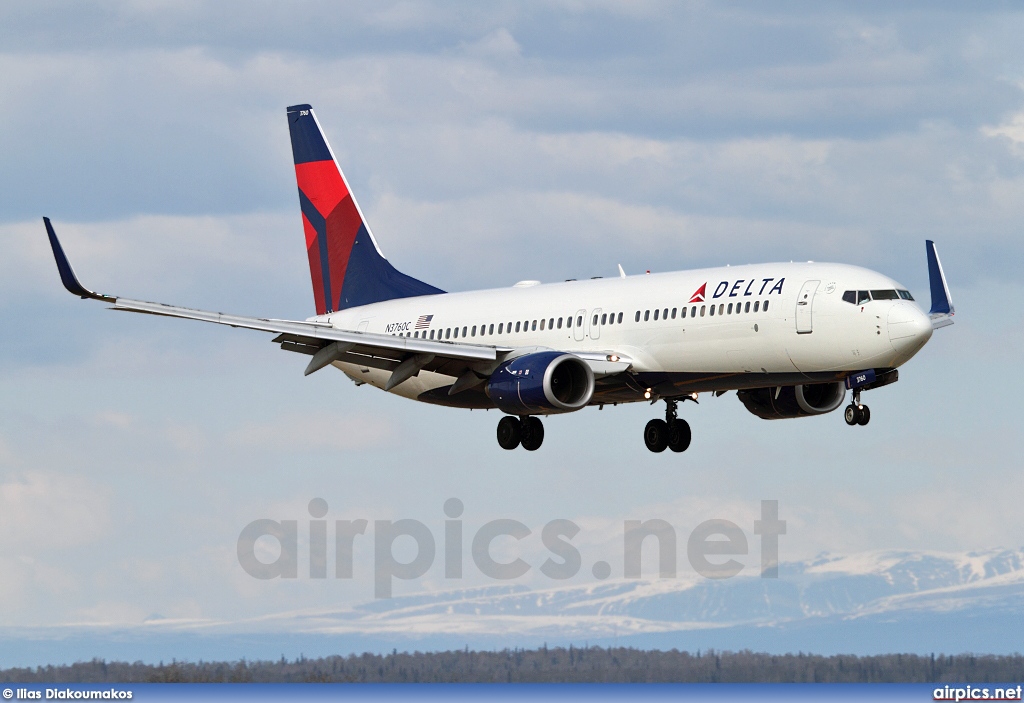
[727,303,733,314]
[444,328,450,339]
[557,318,562,329]
[600,313,607,325]
[472,325,477,337]
[549,318,554,329]
[681,307,687,319]
[462,326,467,337]
[744,302,750,313]
[663,308,668,320]
[429,330,435,339]
[515,322,521,333]
[540,319,546,331]
[709,305,715,317]
[842,291,856,304]
[577,315,583,327]
[635,311,641,322]
[753,301,759,313]
[644,310,650,321]
[691,305,697,318]
[671,308,677,319]
[700,305,706,317]
[653,309,659,321]
[593,314,599,325]
[489,324,494,335]
[763,300,769,312]
[454,327,459,338]
[617,312,623,323]
[498,323,503,334]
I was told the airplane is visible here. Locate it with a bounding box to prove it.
[42,103,954,453]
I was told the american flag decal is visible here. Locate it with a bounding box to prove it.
[415,314,433,329]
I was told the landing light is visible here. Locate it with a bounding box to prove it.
[607,354,620,362]
[644,388,652,399]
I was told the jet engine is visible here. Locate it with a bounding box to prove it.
[486,351,595,415]
[737,382,846,420]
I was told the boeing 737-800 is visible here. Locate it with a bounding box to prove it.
[43,103,954,452]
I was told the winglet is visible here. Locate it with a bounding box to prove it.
[926,240,953,316]
[43,217,116,302]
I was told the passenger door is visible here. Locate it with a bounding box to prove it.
[795,280,819,334]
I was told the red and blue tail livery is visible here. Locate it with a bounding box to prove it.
[287,104,443,315]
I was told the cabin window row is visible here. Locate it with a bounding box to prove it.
[634,300,770,322]
[395,312,626,340]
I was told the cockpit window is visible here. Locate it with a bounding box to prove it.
[842,291,856,304]
[857,290,870,305]
[870,289,899,300]
[898,289,914,300]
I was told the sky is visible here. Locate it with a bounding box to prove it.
[2,0,1024,656]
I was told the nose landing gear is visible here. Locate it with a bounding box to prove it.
[844,390,871,426]
[644,398,692,453]
[496,415,545,450]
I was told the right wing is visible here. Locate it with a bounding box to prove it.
[43,218,508,383]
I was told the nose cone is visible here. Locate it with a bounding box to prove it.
[888,302,932,362]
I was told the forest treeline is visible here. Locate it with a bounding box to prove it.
[3,647,1023,683]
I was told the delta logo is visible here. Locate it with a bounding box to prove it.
[689,278,786,303]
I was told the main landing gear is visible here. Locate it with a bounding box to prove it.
[844,390,871,426]
[644,399,691,453]
[497,415,545,451]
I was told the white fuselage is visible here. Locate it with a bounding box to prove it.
[316,261,933,403]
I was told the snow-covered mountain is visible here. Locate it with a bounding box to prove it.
[225,548,1024,641]
[6,548,1024,665]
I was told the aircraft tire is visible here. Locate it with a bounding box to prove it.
[521,417,544,451]
[857,405,871,426]
[668,419,691,453]
[644,419,669,453]
[844,404,859,426]
[497,416,522,450]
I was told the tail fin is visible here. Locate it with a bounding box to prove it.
[286,104,444,315]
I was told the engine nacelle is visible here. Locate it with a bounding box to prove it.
[486,351,595,415]
[737,382,846,420]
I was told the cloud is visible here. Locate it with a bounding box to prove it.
[983,110,1024,154]
[0,472,111,550]
[227,413,395,451]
